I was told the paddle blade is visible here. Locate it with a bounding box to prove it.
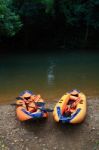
[16,97,23,100]
[10,103,16,106]
[45,108,53,112]
[39,107,53,112]
[11,103,23,106]
[35,102,46,107]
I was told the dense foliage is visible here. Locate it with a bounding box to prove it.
[0,0,22,36]
[0,0,99,48]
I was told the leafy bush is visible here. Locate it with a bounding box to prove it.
[0,0,22,36]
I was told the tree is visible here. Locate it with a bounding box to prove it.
[0,0,22,37]
[59,0,99,42]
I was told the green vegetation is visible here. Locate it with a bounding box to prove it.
[0,0,99,49]
[0,0,22,36]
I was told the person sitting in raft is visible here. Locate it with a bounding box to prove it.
[63,89,80,116]
[16,90,44,113]
[69,89,79,101]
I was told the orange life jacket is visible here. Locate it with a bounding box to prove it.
[64,97,81,114]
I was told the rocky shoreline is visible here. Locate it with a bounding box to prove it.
[0,99,99,150]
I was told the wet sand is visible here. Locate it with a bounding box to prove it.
[0,99,99,150]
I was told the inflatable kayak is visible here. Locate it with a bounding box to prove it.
[16,90,48,121]
[53,89,87,124]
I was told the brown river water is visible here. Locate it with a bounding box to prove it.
[0,50,99,104]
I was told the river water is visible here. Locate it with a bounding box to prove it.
[0,50,99,104]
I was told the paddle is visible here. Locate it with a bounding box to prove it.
[34,102,53,112]
[11,103,22,106]
[11,101,53,112]
[16,97,23,100]
[34,102,46,107]
[39,107,53,112]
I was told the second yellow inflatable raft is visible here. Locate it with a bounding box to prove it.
[53,89,87,124]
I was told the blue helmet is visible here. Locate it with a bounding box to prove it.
[19,90,33,97]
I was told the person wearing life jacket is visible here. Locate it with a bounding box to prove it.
[25,94,44,113]
[63,89,80,116]
[17,90,43,113]
[69,89,81,108]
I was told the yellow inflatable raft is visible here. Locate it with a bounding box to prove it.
[16,90,48,121]
[53,89,87,124]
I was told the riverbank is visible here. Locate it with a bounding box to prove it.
[0,99,99,150]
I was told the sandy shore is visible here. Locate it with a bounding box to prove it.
[0,99,99,150]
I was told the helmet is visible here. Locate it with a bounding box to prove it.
[19,90,33,98]
[70,89,80,95]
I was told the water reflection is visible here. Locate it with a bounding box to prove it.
[47,58,56,86]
